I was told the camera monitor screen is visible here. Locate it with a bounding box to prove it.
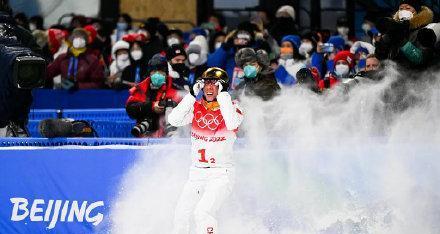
[12,56,46,89]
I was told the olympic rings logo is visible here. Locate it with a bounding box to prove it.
[194,111,224,130]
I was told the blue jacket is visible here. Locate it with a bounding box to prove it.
[207,45,236,87]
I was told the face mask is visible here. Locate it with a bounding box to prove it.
[362,23,371,33]
[171,63,188,74]
[337,27,349,36]
[116,53,130,69]
[131,50,143,61]
[188,53,200,65]
[299,42,313,56]
[117,22,128,31]
[214,42,222,50]
[29,23,36,31]
[72,37,86,49]
[280,47,294,55]
[151,72,166,87]
[398,10,414,21]
[335,64,350,77]
[243,65,258,79]
[167,37,180,47]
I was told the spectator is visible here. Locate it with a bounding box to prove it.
[126,54,181,138]
[46,28,105,89]
[120,34,149,88]
[166,44,190,90]
[209,31,226,53]
[270,5,298,43]
[187,35,209,86]
[298,31,319,63]
[365,53,381,72]
[47,28,69,59]
[311,35,345,77]
[111,13,133,44]
[318,50,355,91]
[208,21,257,85]
[138,20,164,63]
[13,12,29,30]
[107,40,131,88]
[336,16,355,47]
[29,15,44,31]
[375,0,434,69]
[350,41,375,72]
[234,48,280,100]
[275,35,306,86]
[166,29,185,48]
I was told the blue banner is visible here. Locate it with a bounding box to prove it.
[0,147,140,233]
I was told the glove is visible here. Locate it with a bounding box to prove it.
[192,80,204,97]
[215,81,223,92]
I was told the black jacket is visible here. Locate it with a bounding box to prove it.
[235,68,281,101]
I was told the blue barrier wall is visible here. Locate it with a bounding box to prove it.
[0,147,141,234]
[31,89,129,109]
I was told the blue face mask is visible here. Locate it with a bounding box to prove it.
[243,65,258,79]
[151,72,166,87]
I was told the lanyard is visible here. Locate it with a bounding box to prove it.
[67,57,78,81]
[189,72,195,86]
[135,66,141,83]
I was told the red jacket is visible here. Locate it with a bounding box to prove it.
[318,73,339,91]
[46,50,105,89]
[126,76,181,110]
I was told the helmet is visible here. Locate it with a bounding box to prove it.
[200,67,229,84]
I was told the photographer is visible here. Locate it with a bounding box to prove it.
[0,0,45,137]
[125,54,182,138]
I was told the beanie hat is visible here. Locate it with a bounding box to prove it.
[281,35,301,51]
[333,50,355,68]
[84,25,97,44]
[235,47,257,68]
[276,5,295,20]
[148,53,169,74]
[122,33,147,43]
[236,21,256,41]
[48,28,67,54]
[111,40,130,58]
[400,0,422,12]
[166,44,187,61]
[327,35,346,51]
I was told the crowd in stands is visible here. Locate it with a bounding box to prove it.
[10,0,440,137]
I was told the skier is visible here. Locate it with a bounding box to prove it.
[168,67,244,234]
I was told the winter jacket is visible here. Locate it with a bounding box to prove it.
[235,68,281,101]
[375,6,434,69]
[46,50,105,89]
[275,58,306,86]
[126,76,182,137]
[118,60,149,89]
[207,45,237,85]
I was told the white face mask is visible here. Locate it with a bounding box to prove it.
[72,37,86,49]
[362,23,371,32]
[131,50,143,61]
[337,27,349,36]
[299,42,313,56]
[167,37,180,47]
[214,42,222,50]
[116,53,130,69]
[188,53,200,65]
[398,10,414,21]
[335,64,350,77]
